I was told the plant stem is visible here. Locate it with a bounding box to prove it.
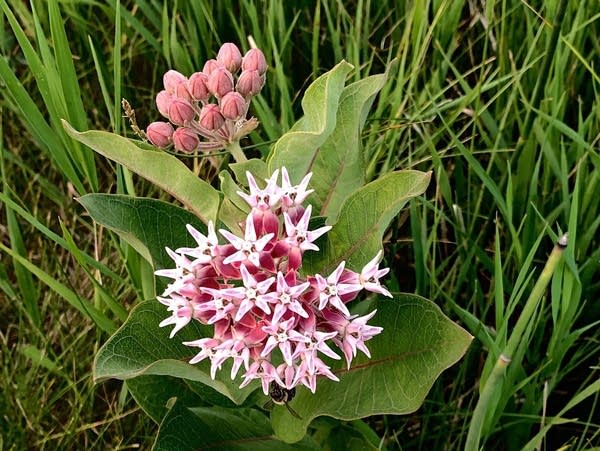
[226,140,247,163]
[465,234,567,451]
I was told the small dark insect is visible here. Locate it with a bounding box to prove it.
[263,381,302,419]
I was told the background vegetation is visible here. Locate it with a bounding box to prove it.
[1,0,598,449]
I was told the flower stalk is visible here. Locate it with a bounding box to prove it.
[226,140,247,163]
[465,234,567,451]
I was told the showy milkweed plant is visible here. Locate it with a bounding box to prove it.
[64,42,471,448]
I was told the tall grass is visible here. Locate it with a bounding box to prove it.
[1,0,598,449]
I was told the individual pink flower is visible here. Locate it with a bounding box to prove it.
[168,98,196,125]
[163,69,187,92]
[219,214,274,268]
[220,92,247,120]
[176,222,219,264]
[237,169,282,211]
[217,42,243,73]
[199,103,225,130]
[194,288,236,324]
[283,205,331,269]
[343,251,393,298]
[183,337,220,363]
[155,247,196,283]
[315,261,356,316]
[293,329,340,373]
[146,121,174,148]
[268,272,310,323]
[335,310,383,369]
[207,67,234,98]
[261,316,306,366]
[280,167,314,207]
[157,293,195,338]
[239,359,282,395]
[172,127,199,152]
[187,72,210,101]
[155,90,173,118]
[216,264,275,321]
[242,48,267,74]
[236,69,264,97]
[293,357,339,393]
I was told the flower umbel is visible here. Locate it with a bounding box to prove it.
[156,168,391,395]
[146,42,265,153]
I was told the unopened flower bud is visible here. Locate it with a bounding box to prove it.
[174,82,192,101]
[146,121,174,147]
[168,98,196,125]
[220,92,247,120]
[156,90,174,118]
[236,70,264,97]
[163,70,187,92]
[203,59,222,75]
[207,68,234,99]
[217,42,242,73]
[242,48,267,74]
[173,127,199,153]
[199,104,225,130]
[187,72,210,101]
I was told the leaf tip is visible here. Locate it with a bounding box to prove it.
[61,119,77,136]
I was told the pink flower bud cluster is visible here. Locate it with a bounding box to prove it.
[155,167,392,395]
[146,43,266,153]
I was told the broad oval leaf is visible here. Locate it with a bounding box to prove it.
[305,170,432,274]
[93,300,257,405]
[63,120,220,224]
[270,294,472,442]
[154,400,320,451]
[78,194,206,293]
[309,72,388,220]
[267,61,353,178]
[126,375,207,424]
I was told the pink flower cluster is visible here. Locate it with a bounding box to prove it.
[146,43,266,152]
[156,167,392,395]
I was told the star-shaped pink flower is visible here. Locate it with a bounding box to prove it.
[220,214,274,267]
[176,221,219,264]
[280,167,314,207]
[358,251,392,297]
[267,272,310,323]
[237,169,281,210]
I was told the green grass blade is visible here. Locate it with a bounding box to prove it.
[0,242,116,333]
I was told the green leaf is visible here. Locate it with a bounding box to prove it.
[218,170,250,232]
[93,300,257,405]
[270,294,472,443]
[309,72,388,220]
[305,170,432,274]
[230,158,269,184]
[78,194,205,293]
[267,61,353,177]
[154,400,320,451]
[126,375,207,424]
[63,121,220,224]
